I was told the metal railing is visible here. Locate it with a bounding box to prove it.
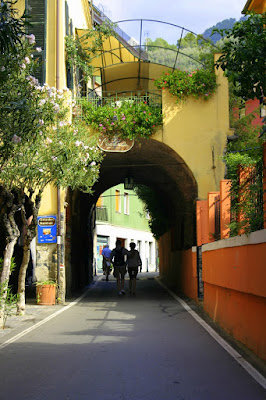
[73,90,162,120]
[83,90,162,109]
[96,206,108,222]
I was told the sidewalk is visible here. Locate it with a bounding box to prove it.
[0,296,64,345]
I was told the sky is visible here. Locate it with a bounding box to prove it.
[94,0,246,44]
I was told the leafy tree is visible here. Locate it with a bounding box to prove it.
[223,108,263,236]
[0,0,30,55]
[0,9,103,321]
[214,13,265,235]
[203,18,237,44]
[134,185,171,240]
[214,13,266,100]
[146,33,215,72]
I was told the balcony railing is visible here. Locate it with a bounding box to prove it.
[96,206,108,222]
[75,90,162,110]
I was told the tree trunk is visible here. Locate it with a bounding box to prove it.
[0,188,23,328]
[16,190,42,315]
[16,241,30,315]
[0,238,18,327]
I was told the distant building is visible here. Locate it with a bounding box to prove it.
[94,184,157,273]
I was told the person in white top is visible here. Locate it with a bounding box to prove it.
[127,242,142,295]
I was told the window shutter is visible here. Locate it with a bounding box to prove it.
[26,0,46,85]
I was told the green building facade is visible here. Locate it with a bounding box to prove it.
[95,184,157,273]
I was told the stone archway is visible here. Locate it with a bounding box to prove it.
[65,138,198,294]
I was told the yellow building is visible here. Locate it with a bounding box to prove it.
[242,0,266,13]
[15,1,231,300]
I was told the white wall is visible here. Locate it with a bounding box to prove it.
[96,222,157,271]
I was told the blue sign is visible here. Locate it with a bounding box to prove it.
[37,215,57,244]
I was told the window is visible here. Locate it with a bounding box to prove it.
[124,192,129,215]
[115,190,121,213]
[96,195,103,207]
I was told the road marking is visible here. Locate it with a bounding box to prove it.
[0,276,102,351]
[156,277,266,390]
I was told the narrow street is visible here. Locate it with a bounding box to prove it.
[0,274,265,400]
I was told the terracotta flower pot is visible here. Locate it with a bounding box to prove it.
[36,284,56,305]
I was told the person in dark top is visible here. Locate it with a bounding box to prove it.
[102,245,112,281]
[110,240,128,296]
[127,242,142,295]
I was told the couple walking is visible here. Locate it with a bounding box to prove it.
[110,239,142,296]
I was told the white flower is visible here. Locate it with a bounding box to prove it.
[54,104,60,113]
[24,57,31,64]
[75,140,82,146]
[46,137,52,144]
[39,119,44,126]
[26,34,35,44]
[20,64,26,70]
[51,156,57,161]
[12,134,22,143]
[39,168,44,172]
[90,161,96,167]
[59,121,65,127]
[1,66,5,72]
[36,47,42,52]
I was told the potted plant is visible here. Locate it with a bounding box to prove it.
[36,281,57,305]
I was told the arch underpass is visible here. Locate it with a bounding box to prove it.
[65,139,198,295]
[36,19,230,301]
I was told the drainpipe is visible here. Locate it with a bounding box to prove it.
[56,0,62,301]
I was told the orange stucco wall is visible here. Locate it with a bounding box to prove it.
[202,236,266,360]
[263,143,266,229]
[159,233,198,301]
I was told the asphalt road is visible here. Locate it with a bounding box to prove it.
[0,274,265,400]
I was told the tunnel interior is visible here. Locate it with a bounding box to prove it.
[65,138,198,294]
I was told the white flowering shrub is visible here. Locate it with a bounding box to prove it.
[0,9,103,317]
[0,33,102,194]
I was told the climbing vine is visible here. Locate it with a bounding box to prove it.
[65,20,115,95]
[134,185,171,239]
[224,111,264,236]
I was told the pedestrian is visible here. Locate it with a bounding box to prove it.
[101,245,112,281]
[127,242,142,295]
[110,240,128,296]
